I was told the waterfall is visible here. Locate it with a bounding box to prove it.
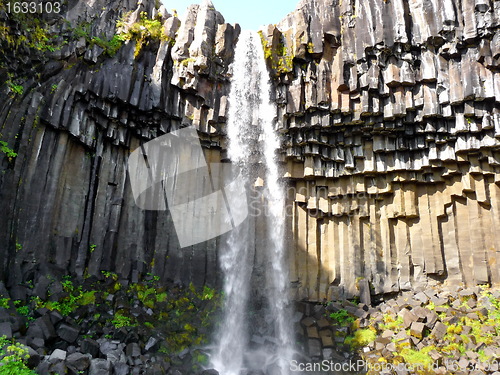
[211,30,294,375]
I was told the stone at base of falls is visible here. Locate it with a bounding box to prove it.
[0,0,498,303]
[295,285,500,374]
[0,276,221,375]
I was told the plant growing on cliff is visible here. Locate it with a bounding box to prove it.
[111,312,137,329]
[0,8,57,53]
[329,308,355,326]
[35,276,97,316]
[0,140,17,160]
[0,336,36,375]
[116,11,167,57]
[6,80,23,96]
[257,31,293,75]
[90,35,126,57]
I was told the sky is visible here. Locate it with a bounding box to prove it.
[161,0,299,30]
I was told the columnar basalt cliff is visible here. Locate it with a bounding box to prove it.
[0,0,499,302]
[260,0,500,300]
[0,0,239,288]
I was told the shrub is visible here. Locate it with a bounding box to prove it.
[329,309,355,326]
[349,328,376,348]
[117,11,167,57]
[0,141,17,159]
[0,336,36,375]
[111,312,136,329]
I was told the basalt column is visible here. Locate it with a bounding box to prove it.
[260,0,500,300]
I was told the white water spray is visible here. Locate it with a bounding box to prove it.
[211,30,294,375]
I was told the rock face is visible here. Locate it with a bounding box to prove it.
[0,0,499,301]
[0,0,239,288]
[264,0,500,300]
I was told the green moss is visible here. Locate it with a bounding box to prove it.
[101,270,118,280]
[180,57,196,66]
[201,285,215,300]
[425,301,435,310]
[6,80,23,96]
[32,276,97,316]
[117,11,170,57]
[380,314,404,331]
[111,312,137,329]
[90,34,126,57]
[13,301,30,317]
[399,347,434,370]
[73,23,91,39]
[0,6,58,53]
[350,328,376,348]
[329,308,355,326]
[257,30,293,74]
[79,290,96,305]
[7,272,221,365]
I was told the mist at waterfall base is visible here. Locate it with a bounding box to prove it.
[210,31,295,375]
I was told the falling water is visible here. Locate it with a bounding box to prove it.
[210,29,257,375]
[211,30,294,375]
[257,36,295,375]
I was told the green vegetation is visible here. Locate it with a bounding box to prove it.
[101,270,118,280]
[398,346,434,370]
[257,31,293,75]
[359,286,500,373]
[90,34,126,57]
[346,328,377,349]
[0,336,36,375]
[6,272,220,360]
[111,312,136,329]
[328,308,355,326]
[180,57,196,67]
[0,268,221,365]
[0,3,58,53]
[201,285,215,300]
[6,80,23,96]
[116,11,172,57]
[13,300,30,318]
[379,314,403,331]
[0,140,17,160]
[32,276,97,316]
[158,283,221,353]
[0,3,60,95]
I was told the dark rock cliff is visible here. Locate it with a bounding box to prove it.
[0,0,239,288]
[0,0,499,301]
